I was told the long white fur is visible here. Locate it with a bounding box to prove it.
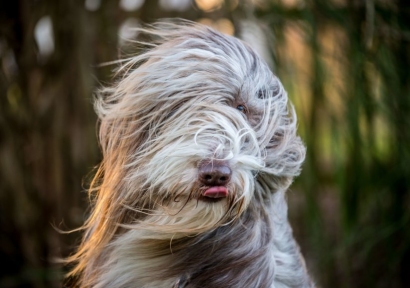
[67,20,313,288]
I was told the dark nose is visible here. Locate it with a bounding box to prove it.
[198,161,232,186]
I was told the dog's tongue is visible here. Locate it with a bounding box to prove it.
[203,186,228,198]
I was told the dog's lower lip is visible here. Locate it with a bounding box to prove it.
[203,186,228,198]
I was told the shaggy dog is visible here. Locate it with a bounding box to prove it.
[67,21,314,288]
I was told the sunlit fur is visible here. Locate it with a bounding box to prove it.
[67,21,314,287]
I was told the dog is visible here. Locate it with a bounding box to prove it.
[67,21,314,288]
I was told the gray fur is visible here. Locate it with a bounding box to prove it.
[67,20,314,288]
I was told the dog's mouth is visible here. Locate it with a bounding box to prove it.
[201,186,228,201]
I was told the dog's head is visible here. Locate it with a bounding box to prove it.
[92,21,305,236]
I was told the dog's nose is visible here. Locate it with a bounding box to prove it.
[198,161,232,187]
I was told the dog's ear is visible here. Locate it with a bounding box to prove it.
[99,114,149,158]
[81,113,152,243]
[264,134,305,188]
[261,111,306,187]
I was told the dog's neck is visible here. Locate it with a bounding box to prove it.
[85,189,313,288]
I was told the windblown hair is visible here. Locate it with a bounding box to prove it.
[67,20,313,287]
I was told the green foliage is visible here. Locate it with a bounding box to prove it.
[257,0,410,287]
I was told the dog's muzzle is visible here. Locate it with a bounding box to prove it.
[198,160,231,199]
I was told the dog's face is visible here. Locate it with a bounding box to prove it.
[95,23,305,235]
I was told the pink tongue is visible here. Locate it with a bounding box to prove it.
[203,186,228,198]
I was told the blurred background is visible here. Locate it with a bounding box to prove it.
[0,0,409,287]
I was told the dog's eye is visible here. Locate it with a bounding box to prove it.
[236,104,247,113]
[257,90,264,99]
